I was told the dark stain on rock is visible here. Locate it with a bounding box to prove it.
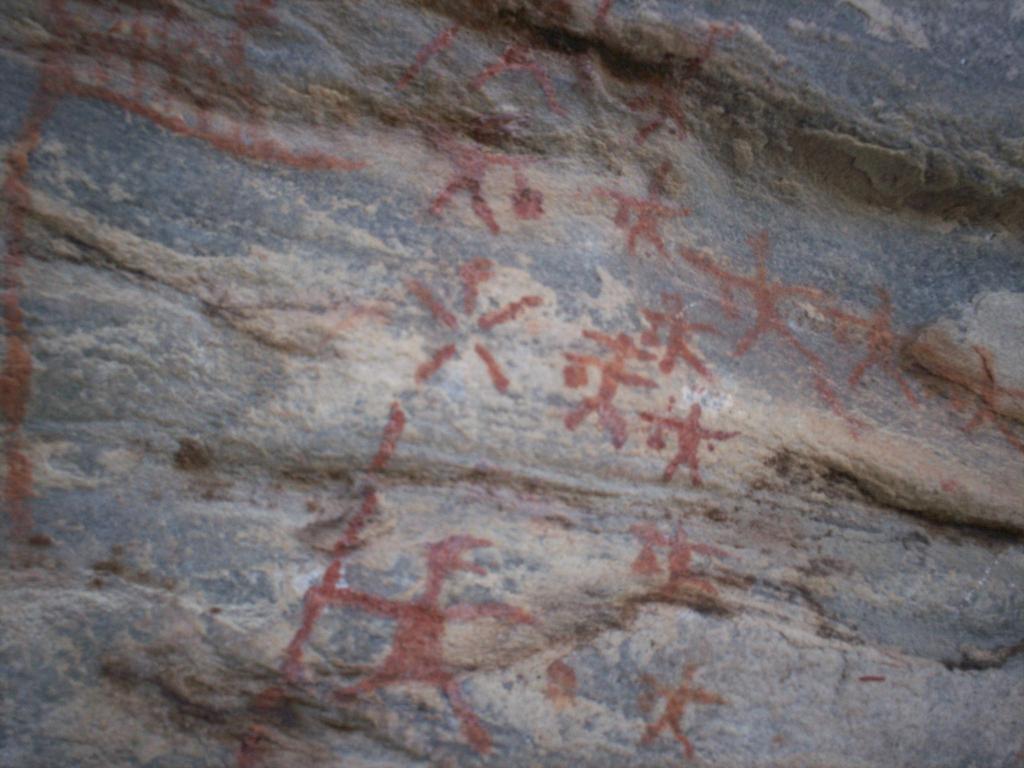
[174,438,212,471]
[91,558,126,577]
[702,506,729,523]
[942,640,1024,672]
[91,559,177,591]
[247,686,300,729]
[765,450,817,486]
[796,557,854,578]
[101,657,227,726]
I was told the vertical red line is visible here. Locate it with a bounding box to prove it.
[2,57,60,537]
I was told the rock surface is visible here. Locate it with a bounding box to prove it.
[909,291,1024,425]
[1,1,1023,766]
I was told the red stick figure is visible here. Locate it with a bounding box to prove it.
[396,22,461,90]
[407,258,542,393]
[428,133,542,234]
[639,400,738,485]
[282,403,406,683]
[680,231,855,422]
[471,45,567,117]
[827,287,919,406]
[638,663,727,760]
[640,293,719,379]
[594,163,690,259]
[628,81,689,145]
[627,25,735,144]
[680,231,827,362]
[563,330,657,449]
[629,523,727,596]
[328,535,535,754]
[959,346,1024,456]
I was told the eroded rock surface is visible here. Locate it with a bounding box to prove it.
[2,1,1023,767]
[909,291,1024,425]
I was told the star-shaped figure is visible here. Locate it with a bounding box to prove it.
[639,663,727,760]
[640,293,719,379]
[680,231,855,423]
[595,164,690,259]
[680,231,826,362]
[408,258,542,393]
[960,346,1024,456]
[639,400,738,485]
[563,330,657,448]
[827,286,919,406]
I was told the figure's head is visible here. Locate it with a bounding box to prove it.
[426,535,492,578]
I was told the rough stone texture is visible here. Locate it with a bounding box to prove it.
[1,1,1023,767]
[909,291,1024,424]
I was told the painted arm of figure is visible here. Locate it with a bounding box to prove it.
[446,601,535,625]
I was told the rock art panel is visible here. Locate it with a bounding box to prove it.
[2,0,1022,766]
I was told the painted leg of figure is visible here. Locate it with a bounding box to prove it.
[444,680,492,754]
[471,189,501,234]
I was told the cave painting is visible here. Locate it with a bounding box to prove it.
[627,25,735,144]
[2,0,365,539]
[595,162,691,260]
[563,330,657,448]
[330,535,535,754]
[396,22,461,90]
[545,658,578,708]
[640,293,719,379]
[959,346,1024,456]
[630,523,728,598]
[640,399,739,485]
[679,232,855,422]
[282,402,406,682]
[45,0,363,170]
[827,287,920,407]
[639,662,727,760]
[428,132,545,234]
[472,45,567,117]
[407,258,543,393]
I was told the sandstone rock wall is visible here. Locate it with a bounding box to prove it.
[2,1,1022,766]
